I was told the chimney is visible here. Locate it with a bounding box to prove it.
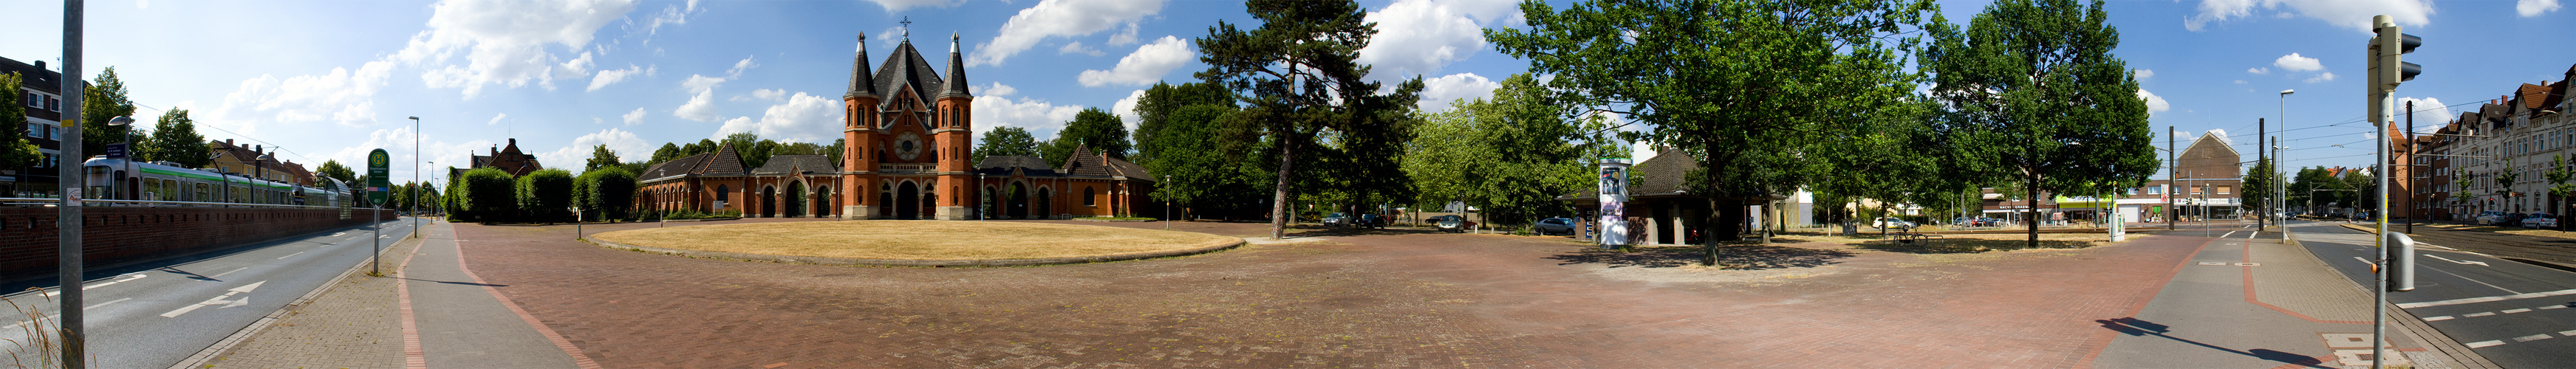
[225,139,234,147]
[33,61,43,70]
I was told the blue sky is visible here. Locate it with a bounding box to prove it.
[0,0,2569,183]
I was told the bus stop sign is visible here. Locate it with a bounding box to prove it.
[367,149,390,206]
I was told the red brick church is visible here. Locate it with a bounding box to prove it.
[638,28,1157,220]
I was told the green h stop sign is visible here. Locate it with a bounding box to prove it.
[368,149,391,206]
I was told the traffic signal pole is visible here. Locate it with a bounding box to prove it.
[2366,14,2422,369]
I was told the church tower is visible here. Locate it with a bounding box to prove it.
[839,24,976,220]
[841,32,881,218]
[932,32,976,220]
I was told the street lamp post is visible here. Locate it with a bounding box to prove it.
[409,117,420,238]
[1163,175,1172,230]
[2280,89,2294,230]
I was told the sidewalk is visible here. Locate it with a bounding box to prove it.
[2091,227,2493,368]
[205,219,590,369]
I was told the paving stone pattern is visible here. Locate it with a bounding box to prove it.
[447,219,2204,368]
[206,235,420,369]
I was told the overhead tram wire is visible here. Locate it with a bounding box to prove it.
[128,103,320,165]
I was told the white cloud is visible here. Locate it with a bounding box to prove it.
[2305,72,2336,83]
[622,107,647,125]
[680,74,727,92]
[537,128,654,173]
[676,89,722,122]
[2272,53,2323,72]
[2248,67,2269,75]
[2186,0,2433,32]
[725,55,758,77]
[970,0,1167,66]
[711,92,844,142]
[394,0,640,98]
[1057,41,1104,56]
[858,0,964,12]
[2136,89,2171,117]
[969,95,1084,138]
[486,113,509,125]
[638,4,694,36]
[1418,72,1501,113]
[1112,89,1145,133]
[977,82,1019,97]
[1107,22,1140,46]
[321,127,490,187]
[587,64,652,91]
[202,61,395,133]
[1078,36,1193,87]
[751,89,787,100]
[2522,0,2563,16]
[2133,69,2153,80]
[2399,97,2451,133]
[2234,80,2249,84]
[1358,0,1519,78]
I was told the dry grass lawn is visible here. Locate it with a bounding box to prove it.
[589,221,1240,261]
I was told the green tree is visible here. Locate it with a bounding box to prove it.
[82,67,140,154]
[584,145,621,173]
[1042,108,1131,166]
[2243,157,2278,219]
[516,168,575,222]
[720,133,779,168]
[0,72,36,169]
[2495,159,2519,211]
[1492,0,1942,241]
[1145,104,1273,220]
[145,108,211,168]
[315,159,357,185]
[1132,82,1235,164]
[2549,154,2572,230]
[456,167,517,222]
[1402,73,1599,228]
[973,126,1042,165]
[649,142,685,163]
[1200,0,1427,238]
[825,138,846,166]
[1925,0,2154,246]
[578,166,638,221]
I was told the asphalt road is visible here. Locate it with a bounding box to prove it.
[2289,218,2576,368]
[0,216,418,369]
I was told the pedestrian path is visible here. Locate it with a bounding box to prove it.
[208,219,592,369]
[2091,226,2489,368]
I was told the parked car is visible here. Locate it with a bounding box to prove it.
[2524,213,2558,229]
[1871,217,1916,230]
[1534,217,1576,235]
[2476,211,2509,225]
[1356,214,1385,229]
[1322,213,1350,227]
[1429,215,1475,232]
[2499,213,2528,227]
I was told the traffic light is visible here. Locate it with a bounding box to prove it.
[2367,15,2422,125]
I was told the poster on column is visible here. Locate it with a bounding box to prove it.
[1598,159,1632,249]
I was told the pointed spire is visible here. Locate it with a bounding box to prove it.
[847,33,876,99]
[942,31,971,98]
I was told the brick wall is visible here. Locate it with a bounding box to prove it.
[0,206,397,282]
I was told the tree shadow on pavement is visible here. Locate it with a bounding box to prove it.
[1282,226,1446,238]
[1854,238,2097,254]
[2096,317,2333,368]
[1545,245,1854,270]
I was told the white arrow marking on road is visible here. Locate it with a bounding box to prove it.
[2427,255,2490,266]
[160,281,264,318]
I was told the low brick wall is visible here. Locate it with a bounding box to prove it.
[0,206,397,282]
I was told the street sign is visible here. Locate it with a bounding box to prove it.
[104,143,126,159]
[367,149,391,206]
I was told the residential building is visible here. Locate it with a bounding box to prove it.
[1,57,71,198]
[209,139,310,186]
[450,138,545,179]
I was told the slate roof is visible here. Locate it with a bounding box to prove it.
[940,33,970,98]
[846,33,875,99]
[1056,145,1154,180]
[637,145,750,182]
[750,154,838,175]
[974,156,1057,176]
[870,39,946,111]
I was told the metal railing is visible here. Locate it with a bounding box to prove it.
[0,198,353,210]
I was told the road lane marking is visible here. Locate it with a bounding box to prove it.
[2422,264,2521,294]
[2247,231,2258,239]
[2426,255,2490,266]
[278,251,306,259]
[2543,305,2569,310]
[3,297,139,330]
[2222,231,2239,238]
[2464,312,2497,317]
[209,267,247,277]
[160,281,264,318]
[2512,334,2552,342]
[2425,316,2455,321]
[2502,308,2532,314]
[2563,330,2576,337]
[2465,340,2505,348]
[44,274,148,296]
[2396,288,2576,308]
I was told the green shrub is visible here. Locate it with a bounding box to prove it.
[517,169,575,222]
[456,168,517,222]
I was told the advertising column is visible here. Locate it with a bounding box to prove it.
[1598,158,1632,249]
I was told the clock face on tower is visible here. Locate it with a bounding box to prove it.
[895,132,923,161]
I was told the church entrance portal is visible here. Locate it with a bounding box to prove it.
[1008,183,1029,219]
[784,181,805,218]
[760,187,778,218]
[897,182,920,220]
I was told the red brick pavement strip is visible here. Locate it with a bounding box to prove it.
[452,219,2208,368]
[397,241,426,369]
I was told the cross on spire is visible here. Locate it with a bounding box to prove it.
[900,16,912,40]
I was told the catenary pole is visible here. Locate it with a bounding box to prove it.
[2169,126,2177,230]
[56,0,89,366]
[2260,118,2266,230]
